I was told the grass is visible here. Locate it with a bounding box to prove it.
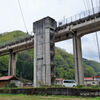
[0,94,100,100]
[75,85,100,89]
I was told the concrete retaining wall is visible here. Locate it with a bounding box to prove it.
[0,88,100,97]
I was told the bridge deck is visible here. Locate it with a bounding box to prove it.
[55,12,100,41]
[0,12,100,56]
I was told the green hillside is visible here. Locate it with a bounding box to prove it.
[0,31,100,81]
[55,47,97,79]
[0,30,28,47]
[83,59,100,76]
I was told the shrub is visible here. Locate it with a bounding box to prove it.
[76,85,85,88]
[4,83,17,88]
[91,85,100,88]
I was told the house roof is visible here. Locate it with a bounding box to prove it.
[56,78,65,81]
[0,76,18,81]
[84,77,94,81]
[94,76,100,78]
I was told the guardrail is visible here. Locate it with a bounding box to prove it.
[57,7,100,26]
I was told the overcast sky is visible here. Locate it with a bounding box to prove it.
[0,0,100,62]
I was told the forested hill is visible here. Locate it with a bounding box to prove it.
[0,30,28,47]
[0,31,100,81]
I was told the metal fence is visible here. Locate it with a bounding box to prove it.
[57,7,100,26]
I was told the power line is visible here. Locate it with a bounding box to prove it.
[97,0,99,8]
[83,0,88,10]
[17,0,28,33]
[95,32,100,61]
[90,0,95,13]
[99,0,100,11]
[84,0,92,15]
[82,0,100,62]
[90,0,100,62]
[85,0,91,10]
[83,0,100,62]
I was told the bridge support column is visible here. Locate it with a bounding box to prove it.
[33,17,57,87]
[8,50,16,76]
[73,32,84,85]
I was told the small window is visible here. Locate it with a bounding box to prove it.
[64,80,75,83]
[64,81,69,83]
[70,81,75,83]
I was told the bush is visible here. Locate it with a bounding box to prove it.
[76,85,86,88]
[4,83,17,88]
[91,85,100,88]
[40,85,63,88]
[76,85,100,89]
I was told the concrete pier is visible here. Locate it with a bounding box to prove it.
[73,31,84,85]
[33,17,57,87]
[8,50,16,76]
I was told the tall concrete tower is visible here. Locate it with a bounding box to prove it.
[33,17,57,87]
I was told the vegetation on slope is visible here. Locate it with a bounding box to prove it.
[55,47,96,79]
[0,31,100,81]
[0,30,28,47]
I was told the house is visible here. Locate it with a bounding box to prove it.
[56,78,65,85]
[0,76,23,88]
[84,77,100,86]
[94,76,100,81]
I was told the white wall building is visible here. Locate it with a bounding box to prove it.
[84,76,100,86]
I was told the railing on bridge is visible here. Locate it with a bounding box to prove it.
[58,7,100,27]
[0,35,33,49]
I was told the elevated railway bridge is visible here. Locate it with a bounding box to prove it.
[0,8,100,87]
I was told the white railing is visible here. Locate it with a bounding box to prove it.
[57,7,100,26]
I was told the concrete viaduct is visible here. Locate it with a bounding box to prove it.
[0,11,100,87]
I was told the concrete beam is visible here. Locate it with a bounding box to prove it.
[73,31,84,85]
[0,37,34,56]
